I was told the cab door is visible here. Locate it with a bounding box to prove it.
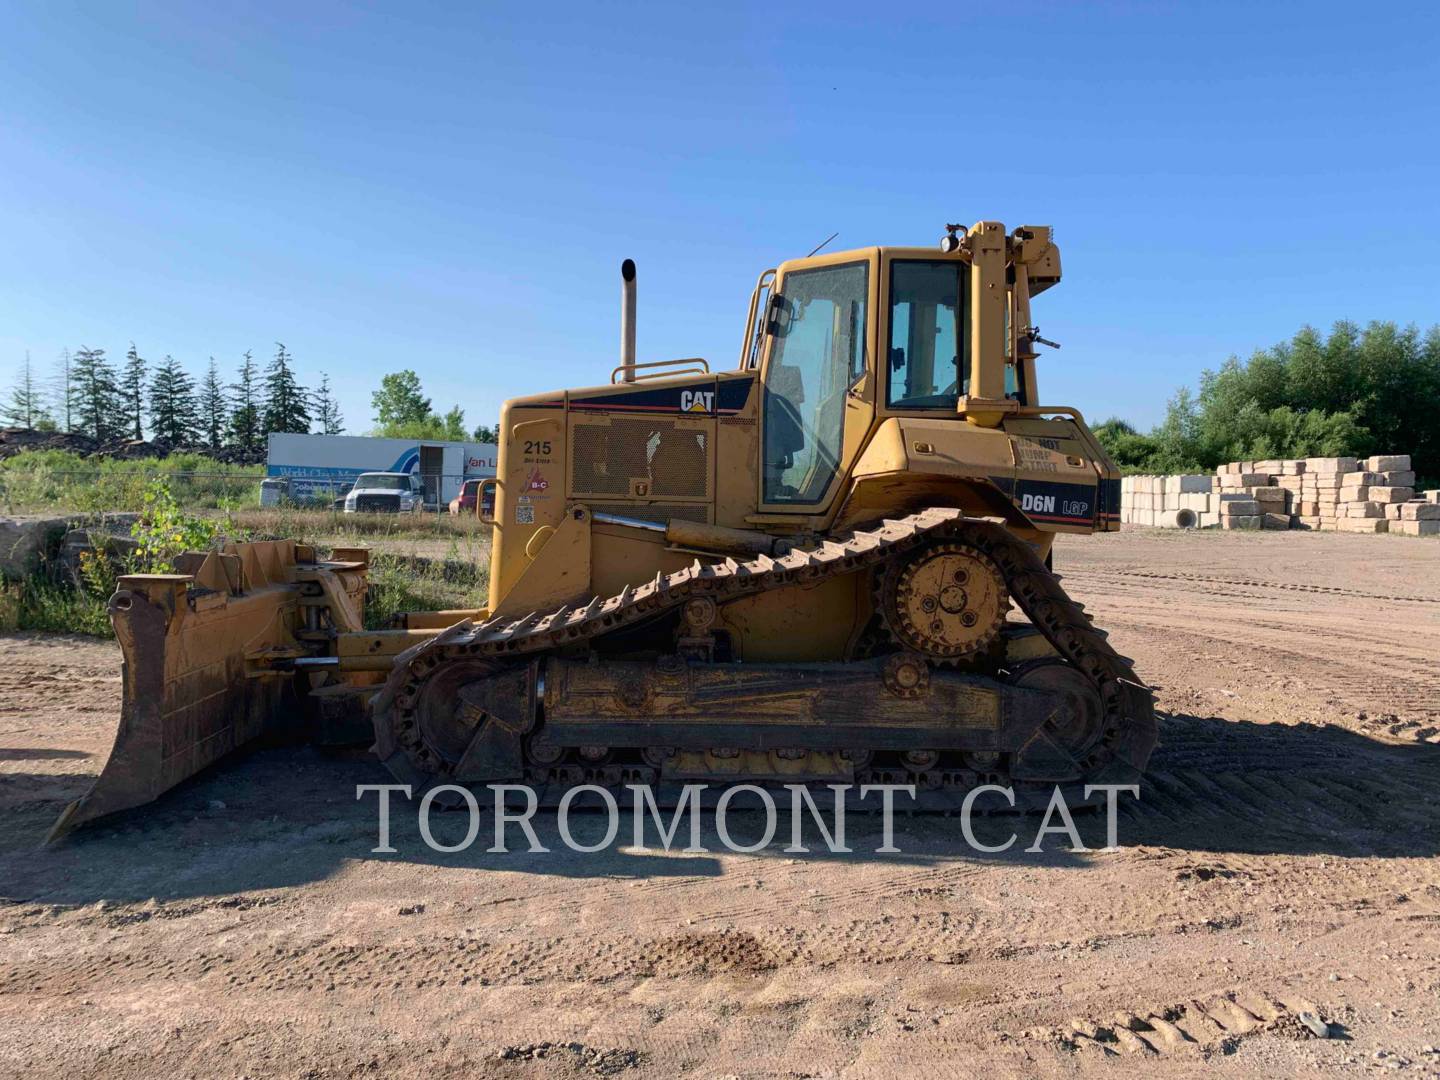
[757,252,877,517]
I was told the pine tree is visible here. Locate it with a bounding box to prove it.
[120,342,147,440]
[2,351,53,429]
[71,346,123,441]
[199,357,227,449]
[313,373,344,435]
[229,350,262,453]
[262,342,310,435]
[148,355,200,445]
[53,348,74,433]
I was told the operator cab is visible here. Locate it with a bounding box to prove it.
[755,244,1033,510]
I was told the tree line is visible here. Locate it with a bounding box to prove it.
[1,343,342,452]
[1095,320,1440,486]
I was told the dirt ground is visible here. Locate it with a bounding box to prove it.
[2,528,1438,1078]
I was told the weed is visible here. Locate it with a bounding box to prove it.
[362,549,489,630]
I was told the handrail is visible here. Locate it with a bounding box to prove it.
[609,358,711,383]
[738,268,777,370]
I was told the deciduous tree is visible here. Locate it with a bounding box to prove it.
[370,370,432,432]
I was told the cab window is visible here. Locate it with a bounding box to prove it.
[887,260,970,409]
[762,261,867,504]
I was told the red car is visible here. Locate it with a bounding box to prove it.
[448,478,489,516]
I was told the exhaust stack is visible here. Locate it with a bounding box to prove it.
[620,258,636,383]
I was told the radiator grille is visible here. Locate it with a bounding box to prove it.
[572,419,709,499]
[355,494,401,512]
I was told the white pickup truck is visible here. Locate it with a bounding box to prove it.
[342,471,425,514]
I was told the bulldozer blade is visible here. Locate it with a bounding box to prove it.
[47,540,367,843]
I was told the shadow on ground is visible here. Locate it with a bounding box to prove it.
[2,709,1436,909]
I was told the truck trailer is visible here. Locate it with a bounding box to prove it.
[265,432,498,508]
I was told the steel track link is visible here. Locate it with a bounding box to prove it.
[371,509,1157,807]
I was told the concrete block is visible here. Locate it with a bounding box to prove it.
[1175,474,1212,493]
[1177,492,1211,513]
[1385,503,1404,520]
[1424,490,1440,504]
[1247,486,1288,505]
[1400,501,1440,521]
[1381,470,1416,487]
[1392,519,1440,536]
[1338,486,1369,502]
[1219,499,1261,516]
[1344,502,1384,518]
[1236,472,1271,486]
[1298,500,1319,516]
[1222,515,1261,530]
[1261,512,1293,530]
[1306,457,1358,473]
[1365,454,1410,473]
[1254,459,1281,474]
[1198,511,1220,528]
[1340,471,1382,487]
[1337,517,1388,533]
[1368,486,1415,504]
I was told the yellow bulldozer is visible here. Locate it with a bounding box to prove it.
[50,220,1155,840]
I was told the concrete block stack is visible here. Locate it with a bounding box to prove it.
[1214,462,1286,529]
[1119,452,1433,536]
[1304,454,1419,534]
[1119,474,1217,528]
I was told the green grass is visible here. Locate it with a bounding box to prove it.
[362,548,490,630]
[4,546,490,638]
[0,449,264,512]
[3,580,113,637]
[221,506,490,544]
[0,464,494,637]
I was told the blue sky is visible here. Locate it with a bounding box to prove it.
[2,1,1436,433]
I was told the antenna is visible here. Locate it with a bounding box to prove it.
[805,231,839,258]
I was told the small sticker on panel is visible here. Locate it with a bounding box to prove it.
[515,504,535,524]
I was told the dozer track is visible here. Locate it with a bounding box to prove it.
[371,508,1156,810]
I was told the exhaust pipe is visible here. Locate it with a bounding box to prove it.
[620,258,636,383]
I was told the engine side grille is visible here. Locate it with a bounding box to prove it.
[572,419,709,499]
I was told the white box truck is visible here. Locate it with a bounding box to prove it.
[265,433,498,508]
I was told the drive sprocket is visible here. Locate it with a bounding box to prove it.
[878,541,1009,660]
